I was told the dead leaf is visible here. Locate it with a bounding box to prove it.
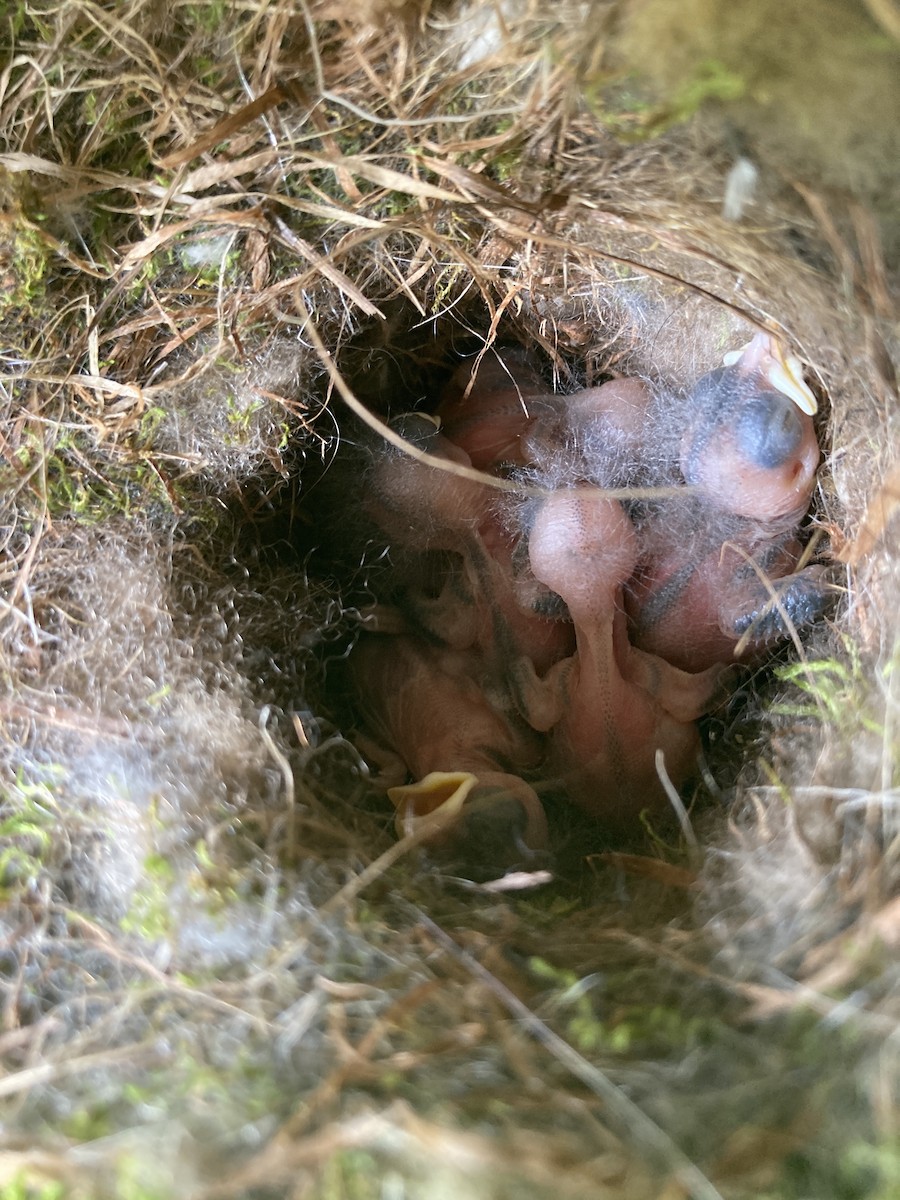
[592,852,697,889]
[846,461,900,564]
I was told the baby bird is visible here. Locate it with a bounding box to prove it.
[625,332,829,671]
[352,331,830,850]
[364,410,574,679]
[350,632,549,863]
[436,347,548,469]
[521,487,720,822]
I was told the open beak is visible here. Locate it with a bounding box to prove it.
[388,770,478,840]
[388,769,550,851]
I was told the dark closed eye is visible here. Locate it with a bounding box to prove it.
[735,391,804,469]
[389,411,442,449]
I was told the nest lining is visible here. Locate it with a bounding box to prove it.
[0,1,898,1196]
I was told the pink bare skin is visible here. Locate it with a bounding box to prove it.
[681,332,820,523]
[366,416,573,677]
[525,376,654,479]
[524,488,719,823]
[434,337,824,675]
[351,633,549,852]
[438,349,654,480]
[436,348,547,469]
[354,335,826,844]
[364,416,488,550]
[568,377,652,444]
[627,333,824,671]
[626,526,826,673]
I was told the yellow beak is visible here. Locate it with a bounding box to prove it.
[388,771,479,840]
[723,333,818,416]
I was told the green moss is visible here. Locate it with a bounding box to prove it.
[223,392,264,443]
[772,638,894,748]
[316,1150,382,1200]
[111,1157,170,1200]
[429,262,468,315]
[595,59,746,140]
[122,231,246,309]
[840,1139,900,1200]
[486,144,523,185]
[42,450,170,526]
[0,771,62,896]
[763,1135,900,1200]
[185,836,244,908]
[528,956,715,1056]
[0,218,52,316]
[652,58,746,128]
[119,853,176,941]
[0,1176,65,1200]
[4,419,190,526]
[61,1104,114,1143]
[181,1,235,37]
[137,406,169,447]
[176,235,242,287]
[5,1,29,39]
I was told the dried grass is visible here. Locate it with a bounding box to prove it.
[0,1,898,1197]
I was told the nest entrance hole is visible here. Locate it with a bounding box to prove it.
[219,293,820,868]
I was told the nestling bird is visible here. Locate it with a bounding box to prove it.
[351,331,831,854]
[625,331,828,671]
[350,631,550,860]
[522,486,721,822]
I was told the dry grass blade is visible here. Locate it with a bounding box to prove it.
[412,909,726,1200]
[0,1041,162,1102]
[847,462,900,566]
[0,2,897,1197]
[157,83,292,169]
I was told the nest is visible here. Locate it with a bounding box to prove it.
[0,1,897,1196]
